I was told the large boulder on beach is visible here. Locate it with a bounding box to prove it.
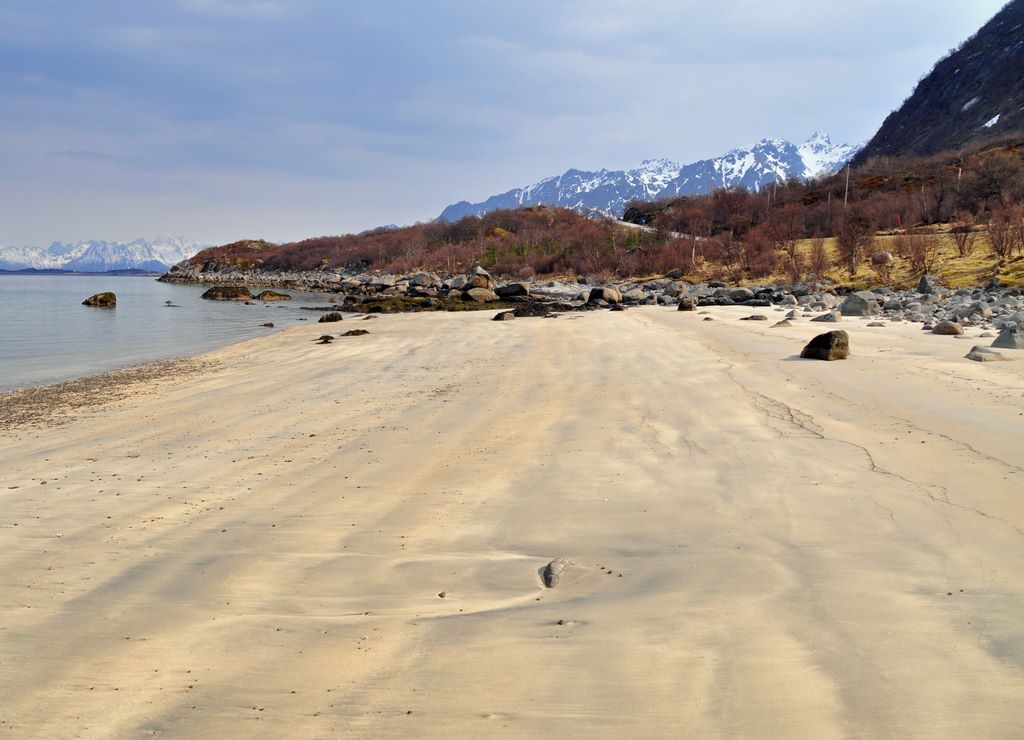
[932,320,964,336]
[801,330,850,361]
[409,272,440,288]
[82,292,116,307]
[463,287,499,303]
[495,282,531,299]
[991,327,1024,349]
[201,286,252,301]
[466,266,492,290]
[254,290,292,301]
[677,297,696,311]
[840,291,879,316]
[588,286,622,304]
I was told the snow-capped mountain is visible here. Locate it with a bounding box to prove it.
[440,132,859,221]
[0,236,204,272]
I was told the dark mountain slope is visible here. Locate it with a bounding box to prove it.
[855,0,1024,163]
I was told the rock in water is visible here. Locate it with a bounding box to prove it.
[677,297,696,311]
[541,558,569,588]
[932,320,964,336]
[991,327,1024,349]
[254,290,292,301]
[801,330,850,361]
[966,346,1013,362]
[82,292,116,307]
[318,312,343,323]
[201,286,252,301]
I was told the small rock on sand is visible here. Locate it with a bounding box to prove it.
[541,558,569,588]
[741,314,768,321]
[319,312,344,323]
[966,346,1013,362]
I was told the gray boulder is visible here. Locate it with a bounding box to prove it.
[840,291,879,316]
[966,346,1013,363]
[917,274,942,295]
[991,327,1024,349]
[811,311,840,323]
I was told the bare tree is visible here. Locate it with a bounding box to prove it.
[950,215,976,258]
[986,206,1021,258]
[894,234,939,276]
[809,237,830,279]
[833,207,875,276]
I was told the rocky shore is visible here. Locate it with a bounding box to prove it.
[161,259,1024,338]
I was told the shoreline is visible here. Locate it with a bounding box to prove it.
[1,306,1022,737]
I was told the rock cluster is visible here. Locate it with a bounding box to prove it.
[163,259,1024,344]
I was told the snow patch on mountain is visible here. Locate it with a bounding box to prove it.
[440,132,860,221]
[0,236,204,272]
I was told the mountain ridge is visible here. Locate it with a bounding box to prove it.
[854,0,1024,162]
[0,236,204,272]
[439,132,859,222]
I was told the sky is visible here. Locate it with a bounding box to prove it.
[0,0,1009,246]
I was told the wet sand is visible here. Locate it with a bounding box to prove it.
[1,306,1022,738]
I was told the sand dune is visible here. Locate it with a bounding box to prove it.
[1,306,1022,738]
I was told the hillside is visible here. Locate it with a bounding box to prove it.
[855,0,1024,162]
[440,133,857,222]
[173,137,1024,291]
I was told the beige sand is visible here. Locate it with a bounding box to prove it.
[1,306,1023,738]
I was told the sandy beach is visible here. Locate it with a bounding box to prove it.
[1,305,1022,738]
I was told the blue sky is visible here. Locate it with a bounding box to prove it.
[0,0,1009,245]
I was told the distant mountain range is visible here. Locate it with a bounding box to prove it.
[0,236,203,272]
[855,0,1024,163]
[439,132,859,221]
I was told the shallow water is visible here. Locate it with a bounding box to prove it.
[0,275,345,392]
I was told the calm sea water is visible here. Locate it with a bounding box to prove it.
[0,275,346,392]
